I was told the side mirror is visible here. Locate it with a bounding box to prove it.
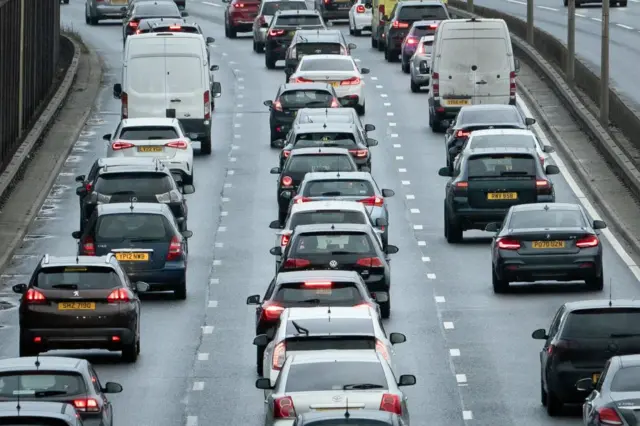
[182,184,195,195]
[255,378,274,390]
[246,294,261,305]
[531,328,548,340]
[270,246,282,256]
[398,374,416,387]
[385,245,399,255]
[76,185,88,195]
[270,167,281,174]
[576,377,595,392]
[113,83,122,99]
[545,165,560,175]
[71,231,82,239]
[542,145,555,153]
[211,82,222,98]
[360,68,370,75]
[269,220,283,229]
[364,124,375,132]
[263,100,274,108]
[180,11,189,16]
[134,281,150,293]
[438,167,452,177]
[102,134,112,141]
[366,138,378,147]
[375,218,388,227]
[381,189,394,197]
[206,37,215,45]
[102,382,123,394]
[593,220,607,230]
[181,230,193,239]
[389,332,406,344]
[514,58,521,73]
[485,222,500,233]
[210,64,219,71]
[273,139,285,149]
[525,117,536,126]
[253,334,269,346]
[12,284,27,294]
[75,175,85,183]
[348,43,357,50]
[361,166,371,173]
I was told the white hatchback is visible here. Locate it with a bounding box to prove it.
[348,0,372,35]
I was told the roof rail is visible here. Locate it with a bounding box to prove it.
[105,253,115,264]
[42,254,50,265]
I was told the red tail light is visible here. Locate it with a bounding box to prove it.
[358,196,384,207]
[454,181,468,191]
[165,140,188,149]
[258,15,267,26]
[497,238,520,250]
[576,235,599,248]
[135,29,142,34]
[273,396,296,418]
[428,23,438,29]
[341,77,361,85]
[261,302,285,321]
[169,25,181,30]
[82,236,96,256]
[280,233,291,246]
[324,0,329,3]
[303,281,332,287]
[539,155,545,166]
[293,195,311,204]
[375,339,390,361]
[233,2,246,7]
[166,236,183,261]
[204,91,211,119]
[349,149,368,158]
[281,176,293,187]
[273,99,283,112]
[432,72,439,97]
[25,289,46,304]
[272,341,286,370]
[510,71,516,97]
[107,288,131,303]
[121,92,128,119]
[283,150,291,158]
[84,183,92,191]
[379,394,401,415]
[73,398,100,413]
[378,5,384,14]
[294,77,314,83]
[456,130,470,139]
[597,407,623,425]
[392,21,409,28]
[128,20,139,28]
[356,4,365,12]
[330,98,340,108]
[269,29,285,37]
[111,141,134,151]
[405,37,417,45]
[356,257,384,267]
[282,258,311,269]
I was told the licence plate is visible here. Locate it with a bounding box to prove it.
[115,252,149,261]
[315,289,332,295]
[138,146,163,152]
[532,241,565,249]
[111,0,127,4]
[487,192,517,200]
[592,373,600,383]
[58,302,96,311]
[330,81,340,87]
[444,99,470,106]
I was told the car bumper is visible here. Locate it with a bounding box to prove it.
[266,41,290,59]
[229,18,254,31]
[497,253,602,282]
[352,13,371,30]
[107,152,193,177]
[23,327,136,350]
[411,70,430,84]
[124,266,187,291]
[334,85,365,106]
[362,273,388,292]
[179,119,211,142]
[93,4,127,19]
[547,366,599,403]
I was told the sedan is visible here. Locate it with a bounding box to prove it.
[289,54,370,115]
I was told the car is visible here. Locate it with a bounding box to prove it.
[74,159,194,231]
[444,105,536,168]
[291,172,394,245]
[270,147,359,224]
[486,203,606,292]
[531,299,640,416]
[578,354,640,425]
[438,147,560,243]
[0,401,83,426]
[289,55,370,115]
[269,200,388,268]
[134,18,185,34]
[295,410,407,426]
[255,350,416,425]
[85,0,128,26]
[271,223,399,317]
[284,30,356,82]
[71,203,192,300]
[293,107,376,137]
[122,0,186,43]
[12,254,149,360]
[264,83,341,145]
[409,35,433,92]
[223,0,260,38]
[246,270,378,374]
[264,10,326,69]
[348,0,373,36]
[400,20,439,73]
[314,0,353,23]
[103,118,195,185]
[381,0,449,62]
[255,306,406,384]
[253,0,309,53]
[274,122,378,170]
[149,19,204,33]
[0,356,123,426]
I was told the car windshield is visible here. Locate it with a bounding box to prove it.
[276,15,322,26]
[263,1,307,14]
[290,211,368,229]
[509,210,586,229]
[119,126,179,140]
[286,155,357,173]
[458,109,522,126]
[562,309,640,338]
[291,232,376,255]
[36,266,122,290]
[0,373,86,397]
[299,58,355,71]
[273,282,365,304]
[467,154,536,178]
[285,336,377,352]
[303,180,374,197]
[94,173,173,195]
[398,5,448,20]
[280,90,334,108]
[135,2,180,16]
[297,43,342,58]
[294,132,357,148]
[468,134,536,150]
[610,366,640,392]
[95,213,172,242]
[285,361,387,392]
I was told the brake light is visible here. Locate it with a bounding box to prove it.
[84,183,92,191]
[25,289,46,303]
[547,340,570,355]
[273,341,286,370]
[349,149,368,158]
[358,196,384,207]
[204,91,211,119]
[428,24,438,29]
[166,236,183,261]
[107,288,131,303]
[497,238,520,250]
[576,235,599,248]
[169,25,181,30]
[341,77,361,85]
[597,407,623,425]
[356,4,365,12]
[456,130,470,139]
[73,398,100,413]
[380,394,401,415]
[376,339,390,361]
[303,281,332,287]
[330,98,340,108]
[294,77,313,83]
[356,257,384,267]
[82,236,96,256]
[392,21,409,28]
[121,92,128,118]
[258,15,267,26]
[324,0,329,3]
[281,176,293,187]
[261,302,285,320]
[405,37,417,45]
[280,233,291,246]
[536,179,549,188]
[510,71,516,97]
[135,29,142,34]
[165,140,188,149]
[273,396,296,418]
[432,72,439,97]
[233,2,246,7]
[293,195,311,204]
[269,29,285,37]
[272,99,283,112]
[128,20,138,28]
[454,181,468,191]
[283,150,291,158]
[111,141,134,151]
[282,258,311,269]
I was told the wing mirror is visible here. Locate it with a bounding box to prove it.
[348,43,357,50]
[542,145,555,153]
[272,139,285,149]
[211,82,222,98]
[269,220,283,229]
[364,124,375,132]
[525,117,536,126]
[180,11,189,16]
[253,334,269,346]
[389,332,406,344]
[263,100,274,108]
[576,377,595,392]
[255,378,274,390]
[385,245,399,255]
[360,67,370,75]
[113,83,122,99]
[181,230,193,239]
[210,64,219,71]
[531,328,548,340]
[134,281,150,293]
[485,222,501,233]
[182,184,195,195]
[12,284,27,294]
[593,220,607,230]
[514,58,521,74]
[366,138,378,147]
[270,246,282,256]
[71,231,82,239]
[206,37,215,45]
[375,218,388,227]
[545,165,560,175]
[398,374,416,387]
[246,294,261,305]
[75,175,86,183]
[438,167,452,177]
[381,189,394,197]
[102,134,112,141]
[270,167,281,174]
[102,382,123,394]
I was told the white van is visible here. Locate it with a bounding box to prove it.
[427,18,520,132]
[113,32,221,155]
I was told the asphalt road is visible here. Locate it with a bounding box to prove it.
[0,2,637,425]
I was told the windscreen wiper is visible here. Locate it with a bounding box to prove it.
[51,284,78,290]
[499,171,529,176]
[343,383,385,390]
[320,191,343,196]
[610,333,640,338]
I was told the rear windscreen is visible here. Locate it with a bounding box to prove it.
[0,418,73,426]
[95,213,172,242]
[563,309,640,338]
[459,109,521,125]
[280,90,333,108]
[611,366,640,392]
[303,180,374,197]
[290,211,368,229]
[411,25,436,38]
[300,58,355,71]
[0,372,86,397]
[153,25,200,33]
[509,210,585,229]
[467,155,536,178]
[294,132,357,148]
[275,15,322,26]
[36,266,121,290]
[297,43,342,57]
[291,232,376,255]
[263,1,307,14]
[94,173,173,195]
[398,5,448,20]
[136,3,180,16]
[119,126,179,140]
[286,336,376,352]
[285,361,387,392]
[287,155,356,173]
[273,282,364,304]
[468,134,536,150]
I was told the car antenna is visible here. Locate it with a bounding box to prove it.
[291,320,309,336]
[344,398,350,419]
[327,305,331,319]
[609,278,613,307]
[543,204,549,211]
[35,354,40,370]
[130,197,135,212]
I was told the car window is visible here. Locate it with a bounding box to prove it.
[119,126,179,140]
[610,366,640,392]
[290,211,368,230]
[285,361,387,392]
[95,213,172,242]
[299,58,355,72]
[273,282,365,304]
[303,180,374,197]
[263,1,307,14]
[291,232,376,255]
[94,173,173,195]
[0,372,86,397]
[458,109,522,126]
[468,134,536,150]
[398,5,448,20]
[411,25,436,38]
[280,90,334,108]
[276,15,322,26]
[509,210,585,229]
[562,309,640,338]
[297,43,342,57]
[286,155,356,173]
[285,336,376,352]
[153,25,200,33]
[294,132,357,148]
[36,266,122,290]
[467,154,536,178]
[88,366,104,394]
[135,2,180,16]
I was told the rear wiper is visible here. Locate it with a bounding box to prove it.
[109,191,136,195]
[299,298,321,305]
[127,238,158,243]
[343,383,385,390]
[499,171,529,176]
[147,136,164,140]
[51,284,78,290]
[610,333,640,338]
[320,191,343,196]
[329,251,358,255]
[34,390,69,397]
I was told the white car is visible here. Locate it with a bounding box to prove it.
[348,0,372,36]
[255,306,406,387]
[288,54,369,115]
[103,118,195,185]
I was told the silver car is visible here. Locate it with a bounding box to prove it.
[252,0,308,53]
[293,107,376,138]
[256,350,415,426]
[409,35,434,93]
[85,0,129,25]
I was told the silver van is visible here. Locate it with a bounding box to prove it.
[428,18,520,132]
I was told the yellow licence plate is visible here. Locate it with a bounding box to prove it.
[115,252,149,261]
[445,99,470,106]
[330,81,340,87]
[138,146,163,152]
[592,373,600,383]
[487,192,517,200]
[532,241,566,249]
[58,302,96,311]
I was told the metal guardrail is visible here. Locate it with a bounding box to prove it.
[0,0,60,174]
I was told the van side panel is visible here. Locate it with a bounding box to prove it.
[164,56,205,121]
[125,55,168,118]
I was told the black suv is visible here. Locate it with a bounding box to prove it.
[438,147,560,243]
[532,300,640,416]
[284,29,355,81]
[264,10,326,69]
[314,0,353,22]
[264,83,340,144]
[122,0,187,44]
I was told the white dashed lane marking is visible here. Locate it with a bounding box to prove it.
[463,411,473,420]
[192,382,205,391]
[443,322,454,330]
[450,349,461,357]
[395,156,404,160]
[208,300,219,308]
[186,416,198,426]
[215,242,224,248]
[197,353,209,361]
[201,326,214,334]
[401,180,410,185]
[375,85,383,89]
[413,225,423,230]
[391,134,399,138]
[417,241,426,246]
[399,168,407,173]
[389,122,396,126]
[434,296,445,303]
[426,273,436,279]
[406,194,415,199]
[421,256,431,262]
[410,208,419,213]
[456,374,468,384]
[209,278,219,285]
[218,226,227,232]
[213,260,221,266]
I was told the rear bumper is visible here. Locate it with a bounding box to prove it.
[22,327,136,350]
[452,199,554,230]
[547,365,600,403]
[179,119,210,142]
[496,252,602,282]
[363,274,388,292]
[352,14,371,30]
[265,40,290,59]
[125,265,187,290]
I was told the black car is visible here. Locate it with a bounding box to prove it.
[274,122,378,170]
[135,17,184,34]
[246,270,377,374]
[381,0,448,62]
[75,160,194,231]
[438,147,560,243]
[264,10,326,69]
[579,354,640,425]
[314,0,353,22]
[13,254,148,361]
[0,356,123,426]
[264,83,341,144]
[532,299,640,416]
[270,147,358,224]
[0,401,82,426]
[296,411,407,426]
[486,203,606,293]
[444,104,536,169]
[270,223,399,318]
[122,0,186,43]
[284,29,356,81]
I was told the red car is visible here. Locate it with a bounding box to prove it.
[223,0,260,38]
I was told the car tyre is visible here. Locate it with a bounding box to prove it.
[379,298,390,319]
[265,52,276,69]
[563,0,568,5]
[492,267,509,293]
[430,111,443,132]
[356,103,365,116]
[444,206,463,243]
[256,345,265,375]
[200,135,212,155]
[174,281,187,300]
[278,210,287,226]
[586,270,604,291]
[410,79,419,93]
[354,28,362,36]
[377,40,385,52]
[546,387,563,416]
[371,36,378,48]
[122,337,139,363]
[256,41,265,53]
[401,61,410,73]
[540,376,547,406]
[620,0,627,5]
[349,21,354,35]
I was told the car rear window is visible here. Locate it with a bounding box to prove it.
[285,336,376,352]
[458,109,521,126]
[509,210,585,229]
[299,58,355,71]
[303,180,374,197]
[285,361,387,392]
[273,282,365,304]
[286,155,357,173]
[291,232,376,255]
[610,366,640,392]
[411,25,437,38]
[94,173,173,195]
[95,213,172,242]
[119,126,179,140]
[299,115,353,125]
[263,1,307,14]
[562,309,640,338]
[290,211,368,229]
[36,266,121,290]
[0,372,86,397]
[294,132,357,148]
[467,154,536,178]
[280,90,333,108]
[153,25,200,33]
[468,134,536,150]
[398,5,448,20]
[275,15,322,26]
[297,43,342,57]
[136,2,180,16]
[0,418,73,426]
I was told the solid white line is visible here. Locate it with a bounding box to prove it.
[186,416,198,426]
[202,326,214,334]
[414,225,423,230]
[463,411,473,420]
[575,12,586,17]
[376,85,383,89]
[443,322,454,329]
[221,197,230,202]
[210,278,219,285]
[450,348,461,356]
[396,156,404,160]
[192,382,205,391]
[218,226,227,232]
[422,256,431,262]
[222,52,228,56]
[456,374,467,383]
[410,208,420,213]
[617,23,634,30]
[591,17,602,22]
[427,273,436,279]
[234,124,241,128]
[406,194,415,199]
[197,353,209,361]
[402,180,410,185]
[208,300,219,308]
[213,260,221,266]
[224,183,232,188]
[203,1,221,6]
[384,102,391,106]
[537,5,558,10]
[435,296,446,303]
[399,168,407,173]
[418,241,426,246]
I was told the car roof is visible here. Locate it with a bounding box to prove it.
[0,356,85,372]
[618,354,640,368]
[564,299,640,311]
[286,306,374,320]
[291,200,368,213]
[294,122,356,132]
[290,350,381,364]
[303,171,373,181]
[288,147,351,156]
[300,54,352,61]
[293,223,371,233]
[282,83,334,92]
[464,146,537,157]
[39,255,116,268]
[469,129,535,137]
[96,202,171,215]
[276,270,362,284]
[120,117,180,127]
[510,203,582,212]
[0,401,75,417]
[300,410,397,422]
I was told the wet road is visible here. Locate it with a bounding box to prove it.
[0,2,638,425]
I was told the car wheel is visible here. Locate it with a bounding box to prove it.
[349,20,354,35]
[278,210,287,226]
[356,103,365,116]
[410,79,419,93]
[430,111,442,132]
[371,36,378,48]
[256,345,265,375]
[546,388,563,416]
[354,28,362,36]
[200,135,211,155]
[585,269,604,291]
[122,337,139,363]
[444,207,463,243]
[256,42,264,53]
[265,52,276,69]
[384,47,392,62]
[224,20,230,37]
[85,7,91,24]
[377,40,384,51]
[19,335,38,357]
[540,375,547,406]
[228,25,237,38]
[252,39,258,52]
[379,298,390,319]
[492,267,509,293]
[174,281,187,300]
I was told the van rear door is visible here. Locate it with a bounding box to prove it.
[437,37,475,108]
[164,56,205,120]
[126,55,167,118]
[472,36,511,105]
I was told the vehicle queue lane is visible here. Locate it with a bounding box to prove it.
[342,29,640,425]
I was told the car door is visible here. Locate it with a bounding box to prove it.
[472,36,511,105]
[165,55,204,120]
